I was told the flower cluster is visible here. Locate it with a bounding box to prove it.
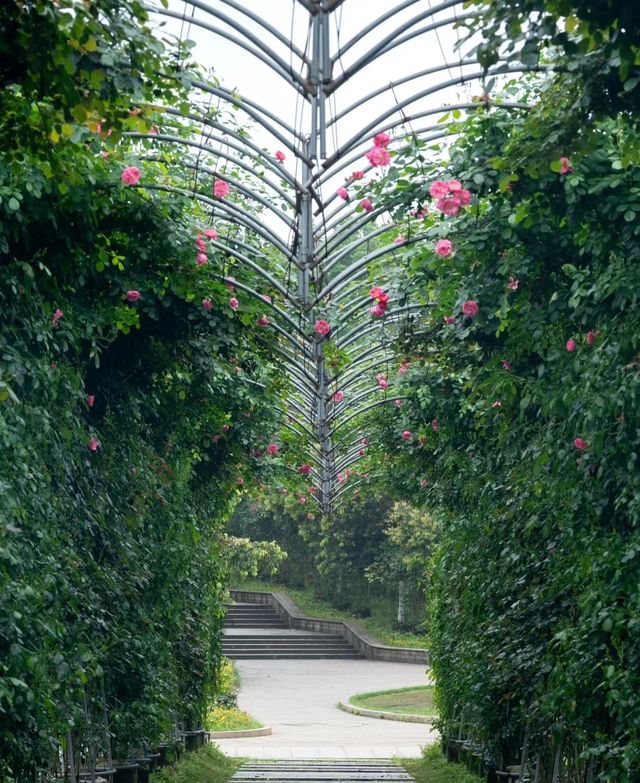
[376,373,389,389]
[365,131,391,168]
[369,286,389,318]
[429,179,471,216]
[213,179,230,198]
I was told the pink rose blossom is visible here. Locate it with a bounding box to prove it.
[398,362,410,375]
[431,419,439,433]
[202,298,213,311]
[587,330,597,345]
[370,304,386,318]
[336,186,349,200]
[376,373,389,389]
[429,180,449,199]
[298,463,311,475]
[196,253,208,266]
[88,436,100,451]
[333,390,344,402]
[196,237,206,252]
[438,198,460,216]
[420,479,428,487]
[87,395,95,408]
[261,294,272,303]
[314,319,331,336]
[401,430,412,441]
[361,438,369,446]
[559,157,572,174]
[275,150,286,162]
[299,495,307,504]
[257,314,269,326]
[435,239,452,257]
[394,399,402,408]
[236,477,244,486]
[266,443,279,455]
[51,308,64,326]
[501,359,512,371]
[204,228,218,239]
[574,437,587,450]
[126,290,140,303]
[359,198,374,212]
[448,179,462,192]
[492,400,502,408]
[121,166,141,185]
[226,276,236,292]
[443,315,456,324]
[358,449,365,456]
[373,132,391,148]
[213,179,230,198]
[507,277,519,290]
[352,170,364,180]
[566,338,576,352]
[462,300,479,318]
[229,297,239,310]
[394,236,406,245]
[365,146,390,167]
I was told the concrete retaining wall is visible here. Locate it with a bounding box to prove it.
[230,589,429,665]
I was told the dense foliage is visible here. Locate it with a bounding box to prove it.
[0,1,285,778]
[369,64,640,782]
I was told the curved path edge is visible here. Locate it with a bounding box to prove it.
[337,701,435,725]
[230,589,429,665]
[209,726,272,738]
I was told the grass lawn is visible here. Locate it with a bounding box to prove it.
[349,686,437,717]
[153,745,244,783]
[236,578,427,649]
[399,744,483,783]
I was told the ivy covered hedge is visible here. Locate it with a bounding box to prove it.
[373,62,640,782]
[0,1,284,778]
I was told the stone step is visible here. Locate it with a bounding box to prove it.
[226,653,364,659]
[229,761,415,783]
[223,634,341,641]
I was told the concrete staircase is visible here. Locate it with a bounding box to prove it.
[229,761,416,783]
[222,603,363,660]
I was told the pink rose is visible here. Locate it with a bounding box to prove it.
[492,400,502,408]
[420,479,428,487]
[559,157,572,174]
[462,300,479,318]
[257,314,269,326]
[394,236,406,245]
[401,430,412,441]
[229,297,239,310]
[261,294,272,303]
[213,179,230,198]
[443,316,456,324]
[448,179,462,192]
[586,330,597,345]
[398,362,410,375]
[373,132,391,148]
[88,436,100,451]
[394,399,402,408]
[337,187,349,200]
[365,146,390,167]
[86,395,95,408]
[501,359,512,371]
[51,308,64,327]
[574,437,587,450]
[359,198,374,212]
[352,170,364,180]
[566,338,576,352]
[429,180,449,199]
[275,150,286,162]
[370,304,386,318]
[204,228,218,239]
[376,373,389,389]
[266,443,279,455]
[236,477,244,486]
[314,319,331,336]
[435,239,452,257]
[438,198,460,216]
[202,298,213,311]
[361,438,369,446]
[507,277,519,290]
[196,253,208,266]
[431,419,439,432]
[121,166,141,185]
[298,463,311,475]
[126,290,140,302]
[333,390,344,402]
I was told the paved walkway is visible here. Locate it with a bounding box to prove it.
[214,659,438,759]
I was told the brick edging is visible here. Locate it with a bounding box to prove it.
[229,589,429,665]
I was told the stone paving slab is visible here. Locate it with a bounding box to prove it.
[214,659,438,759]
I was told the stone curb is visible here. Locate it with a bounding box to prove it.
[337,701,436,725]
[230,589,429,665]
[209,726,272,738]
